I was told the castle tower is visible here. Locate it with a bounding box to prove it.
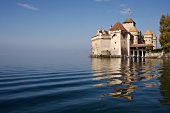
[152,33,157,49]
[123,18,136,31]
[109,22,128,57]
[129,26,139,44]
[91,29,111,55]
[144,29,153,44]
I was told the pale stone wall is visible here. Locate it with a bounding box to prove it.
[121,33,128,56]
[153,39,157,49]
[144,34,153,44]
[110,31,121,56]
[100,38,110,49]
[91,35,111,55]
[91,38,101,55]
[145,52,170,58]
[145,52,163,58]
[129,31,139,45]
[127,34,131,56]
[100,37,111,55]
[134,35,138,44]
[123,23,134,31]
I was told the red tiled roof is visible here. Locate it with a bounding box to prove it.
[110,22,127,31]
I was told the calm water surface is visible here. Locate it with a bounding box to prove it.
[0,53,170,113]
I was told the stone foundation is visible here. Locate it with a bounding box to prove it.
[145,52,163,58]
[145,52,170,58]
[90,52,170,58]
[90,54,123,58]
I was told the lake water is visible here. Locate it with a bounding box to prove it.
[0,52,170,113]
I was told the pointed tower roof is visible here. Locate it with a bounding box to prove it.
[123,18,135,23]
[144,29,153,35]
[110,22,126,31]
[129,26,138,32]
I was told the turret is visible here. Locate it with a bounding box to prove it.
[129,26,139,44]
[109,22,128,56]
[144,29,153,44]
[123,18,136,31]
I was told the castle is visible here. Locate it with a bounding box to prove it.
[91,18,157,57]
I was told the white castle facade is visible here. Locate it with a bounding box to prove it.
[91,18,157,57]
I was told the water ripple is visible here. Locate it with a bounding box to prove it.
[0,58,170,113]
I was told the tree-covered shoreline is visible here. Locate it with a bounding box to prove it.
[159,14,170,52]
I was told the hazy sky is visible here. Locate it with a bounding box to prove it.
[0,0,170,55]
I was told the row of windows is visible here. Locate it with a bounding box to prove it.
[145,39,151,41]
[145,40,155,43]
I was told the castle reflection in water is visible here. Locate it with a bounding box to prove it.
[91,58,162,100]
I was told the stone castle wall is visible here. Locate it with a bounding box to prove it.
[143,52,170,58]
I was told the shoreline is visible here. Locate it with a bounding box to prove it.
[89,54,170,59]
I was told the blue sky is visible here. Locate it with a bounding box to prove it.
[0,0,170,56]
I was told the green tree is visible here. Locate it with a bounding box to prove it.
[159,14,170,52]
